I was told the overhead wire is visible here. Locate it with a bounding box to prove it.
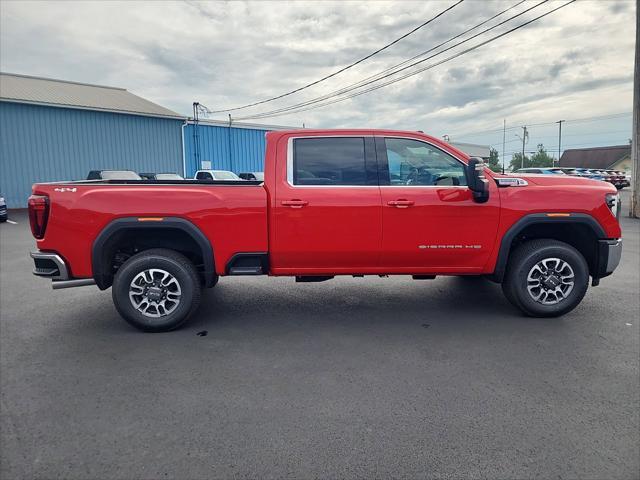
[235,0,565,120]
[206,0,465,114]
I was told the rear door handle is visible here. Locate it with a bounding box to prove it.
[387,199,414,208]
[281,199,308,208]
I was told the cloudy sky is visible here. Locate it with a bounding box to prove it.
[1,0,635,162]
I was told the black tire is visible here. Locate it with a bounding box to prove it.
[502,239,589,317]
[112,248,201,332]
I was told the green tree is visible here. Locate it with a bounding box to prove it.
[530,144,555,167]
[487,147,501,172]
[509,144,556,171]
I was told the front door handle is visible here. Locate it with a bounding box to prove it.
[387,199,414,208]
[282,199,308,208]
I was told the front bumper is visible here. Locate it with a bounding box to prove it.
[596,239,622,278]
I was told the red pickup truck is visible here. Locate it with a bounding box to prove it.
[29,129,622,332]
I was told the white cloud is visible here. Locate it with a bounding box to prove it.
[1,0,635,158]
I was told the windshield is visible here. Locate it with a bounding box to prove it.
[155,173,183,180]
[253,172,264,181]
[101,170,142,180]
[213,171,240,180]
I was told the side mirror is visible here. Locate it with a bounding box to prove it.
[465,157,490,203]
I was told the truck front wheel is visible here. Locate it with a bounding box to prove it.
[112,248,202,332]
[502,239,589,317]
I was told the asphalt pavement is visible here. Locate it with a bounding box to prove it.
[1,195,639,479]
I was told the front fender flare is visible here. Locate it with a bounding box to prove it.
[491,213,606,283]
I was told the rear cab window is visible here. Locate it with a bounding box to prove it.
[291,137,376,186]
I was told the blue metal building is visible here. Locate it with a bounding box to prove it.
[183,120,292,178]
[0,73,185,208]
[0,73,292,208]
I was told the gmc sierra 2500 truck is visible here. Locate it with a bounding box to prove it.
[29,129,622,332]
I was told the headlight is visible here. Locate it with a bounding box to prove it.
[605,193,620,219]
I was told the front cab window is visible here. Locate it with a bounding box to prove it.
[384,138,467,186]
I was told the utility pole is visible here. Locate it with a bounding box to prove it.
[515,126,529,169]
[556,120,564,167]
[502,119,506,173]
[631,0,639,218]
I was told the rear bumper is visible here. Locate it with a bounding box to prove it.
[31,251,69,279]
[30,250,96,289]
[596,239,622,278]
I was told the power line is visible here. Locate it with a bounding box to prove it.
[279,0,527,110]
[501,139,631,155]
[206,0,464,114]
[236,0,554,120]
[452,112,633,138]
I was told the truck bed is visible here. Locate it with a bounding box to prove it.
[32,180,268,277]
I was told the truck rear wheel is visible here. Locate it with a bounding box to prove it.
[112,248,201,332]
[502,239,589,317]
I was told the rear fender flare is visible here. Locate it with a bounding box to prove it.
[92,217,215,289]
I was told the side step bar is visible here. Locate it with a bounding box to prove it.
[228,266,263,275]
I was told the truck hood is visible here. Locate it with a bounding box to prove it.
[498,173,615,190]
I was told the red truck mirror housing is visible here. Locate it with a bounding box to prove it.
[465,157,490,203]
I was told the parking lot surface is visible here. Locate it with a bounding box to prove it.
[1,197,639,479]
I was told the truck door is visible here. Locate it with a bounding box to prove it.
[377,136,500,272]
[271,135,382,273]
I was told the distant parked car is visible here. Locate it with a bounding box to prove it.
[559,167,601,180]
[0,193,7,222]
[604,170,627,189]
[514,167,565,175]
[238,172,264,181]
[573,168,606,181]
[87,170,142,180]
[139,172,184,180]
[194,170,242,181]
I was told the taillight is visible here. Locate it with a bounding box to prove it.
[28,194,49,239]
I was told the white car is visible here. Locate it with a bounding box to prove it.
[0,193,7,222]
[194,170,243,181]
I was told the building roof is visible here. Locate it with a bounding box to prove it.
[448,141,490,158]
[559,144,631,169]
[0,72,183,119]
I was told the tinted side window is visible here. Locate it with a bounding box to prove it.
[293,137,366,186]
[385,138,467,186]
[196,172,212,180]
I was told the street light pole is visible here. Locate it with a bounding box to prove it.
[556,120,564,167]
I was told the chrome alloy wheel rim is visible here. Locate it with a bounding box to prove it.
[129,269,182,318]
[526,258,575,305]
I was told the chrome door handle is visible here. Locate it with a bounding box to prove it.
[387,200,414,208]
[281,200,308,208]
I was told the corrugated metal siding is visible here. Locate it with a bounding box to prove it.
[0,102,183,207]
[184,123,268,177]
